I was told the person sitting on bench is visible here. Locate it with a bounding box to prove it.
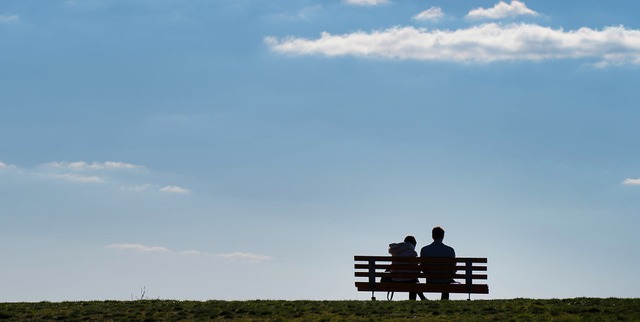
[420,226,456,300]
[388,235,427,300]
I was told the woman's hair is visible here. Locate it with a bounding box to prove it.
[404,235,417,246]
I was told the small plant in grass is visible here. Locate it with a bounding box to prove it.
[131,286,147,301]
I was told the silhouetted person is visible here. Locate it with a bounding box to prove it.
[388,235,427,300]
[420,226,455,300]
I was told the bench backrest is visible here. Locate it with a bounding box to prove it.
[354,256,488,294]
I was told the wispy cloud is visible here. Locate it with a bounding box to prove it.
[107,243,171,253]
[266,23,640,65]
[622,178,640,186]
[217,252,273,263]
[343,0,389,6]
[413,7,444,22]
[107,243,186,254]
[120,183,192,194]
[159,185,190,194]
[106,245,272,263]
[120,184,154,192]
[47,173,105,183]
[0,161,17,170]
[39,161,144,184]
[274,5,323,21]
[45,161,143,171]
[179,250,202,255]
[7,160,192,196]
[467,1,538,20]
[0,14,19,24]
[63,0,103,9]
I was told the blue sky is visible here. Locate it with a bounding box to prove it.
[1,0,640,301]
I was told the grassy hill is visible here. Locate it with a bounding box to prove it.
[1,298,638,321]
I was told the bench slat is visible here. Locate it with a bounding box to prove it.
[354,272,488,280]
[354,264,488,271]
[355,282,489,294]
[354,256,487,263]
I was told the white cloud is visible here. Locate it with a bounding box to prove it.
[266,23,640,65]
[0,161,19,173]
[467,1,538,20]
[0,14,19,24]
[8,161,195,196]
[108,244,203,255]
[106,245,270,262]
[413,7,444,21]
[63,0,103,8]
[46,161,142,170]
[0,161,12,169]
[623,178,640,186]
[179,250,202,255]
[107,243,171,253]
[275,5,323,21]
[217,252,273,263]
[159,185,190,194]
[122,184,191,194]
[48,173,105,183]
[343,0,389,6]
[120,184,153,192]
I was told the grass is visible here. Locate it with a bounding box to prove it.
[0,298,638,321]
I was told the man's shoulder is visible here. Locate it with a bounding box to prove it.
[441,243,455,253]
[420,242,455,257]
[419,244,435,256]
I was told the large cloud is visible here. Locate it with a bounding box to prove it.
[623,178,640,186]
[467,1,538,20]
[266,23,640,65]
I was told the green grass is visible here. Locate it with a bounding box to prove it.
[0,298,638,321]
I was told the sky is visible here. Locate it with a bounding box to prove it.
[1,0,640,301]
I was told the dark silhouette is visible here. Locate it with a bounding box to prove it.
[420,226,456,300]
[388,235,427,300]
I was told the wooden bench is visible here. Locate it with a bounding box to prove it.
[354,255,489,300]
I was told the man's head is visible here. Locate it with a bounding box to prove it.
[432,226,445,241]
[404,235,417,246]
